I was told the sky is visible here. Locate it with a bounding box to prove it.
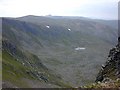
[0,0,119,19]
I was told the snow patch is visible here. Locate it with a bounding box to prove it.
[75,47,86,51]
[46,25,50,28]
[68,28,71,31]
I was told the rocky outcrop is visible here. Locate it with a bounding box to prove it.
[96,37,120,83]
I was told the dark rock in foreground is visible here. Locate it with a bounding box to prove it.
[96,37,120,82]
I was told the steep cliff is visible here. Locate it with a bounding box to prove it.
[94,38,120,88]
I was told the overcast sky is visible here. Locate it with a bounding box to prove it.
[0,0,119,19]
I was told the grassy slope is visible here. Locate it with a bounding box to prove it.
[2,45,71,88]
[2,50,32,87]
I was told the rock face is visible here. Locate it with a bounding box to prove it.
[96,37,120,82]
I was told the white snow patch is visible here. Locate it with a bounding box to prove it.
[68,28,71,31]
[75,47,86,51]
[46,25,50,28]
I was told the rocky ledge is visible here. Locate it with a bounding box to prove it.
[95,37,120,87]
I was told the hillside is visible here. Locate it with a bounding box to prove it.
[2,16,118,87]
[2,39,71,88]
[17,15,117,44]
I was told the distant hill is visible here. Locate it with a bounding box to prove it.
[17,15,118,44]
[93,20,118,29]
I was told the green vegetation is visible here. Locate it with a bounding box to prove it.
[2,50,32,87]
[2,40,71,88]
